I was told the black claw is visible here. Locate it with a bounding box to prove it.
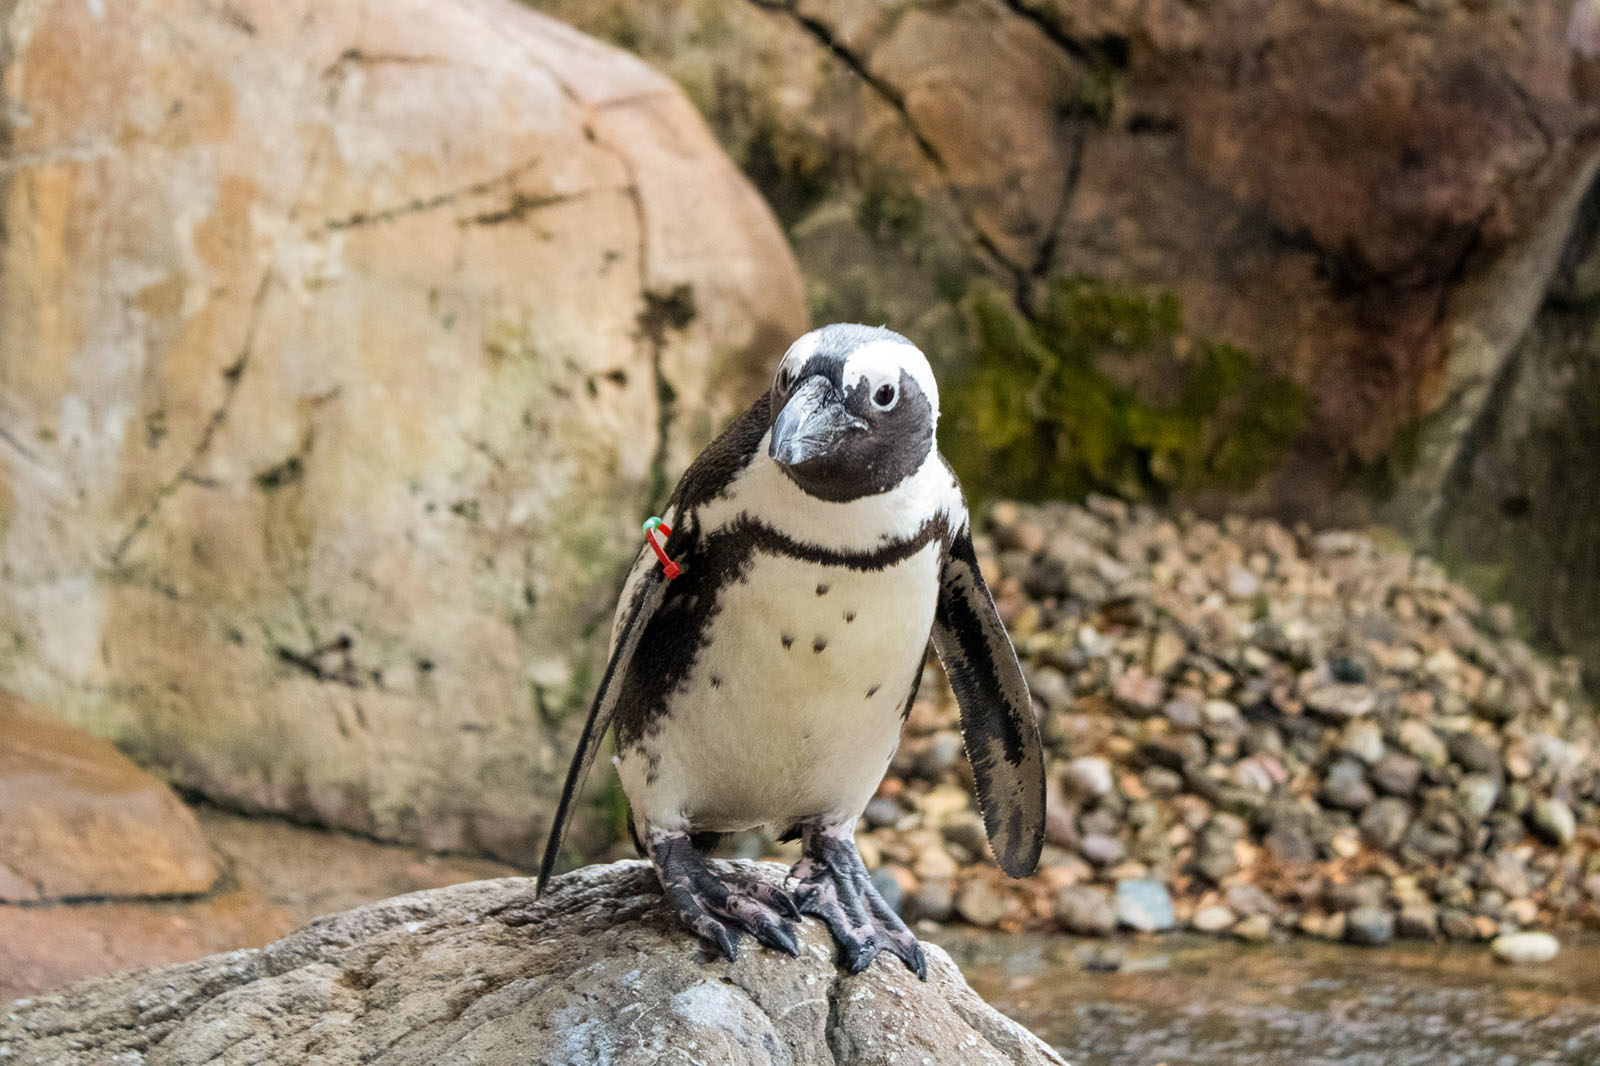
[863,880,927,979]
[904,942,928,981]
[710,922,740,962]
[843,941,877,974]
[772,890,802,922]
[757,920,801,957]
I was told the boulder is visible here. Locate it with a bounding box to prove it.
[0,691,217,902]
[0,0,806,861]
[0,862,1066,1066]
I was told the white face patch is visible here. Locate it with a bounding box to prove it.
[774,331,822,393]
[841,340,939,425]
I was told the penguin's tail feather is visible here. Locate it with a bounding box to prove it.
[536,567,669,895]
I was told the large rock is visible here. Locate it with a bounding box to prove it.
[0,887,296,1006]
[0,803,526,1002]
[0,0,806,860]
[1431,172,1600,686]
[534,0,1599,512]
[0,690,218,902]
[0,862,1066,1066]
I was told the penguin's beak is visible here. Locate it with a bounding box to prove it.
[769,376,864,468]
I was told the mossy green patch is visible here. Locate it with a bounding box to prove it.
[945,275,1307,502]
[1066,55,1127,127]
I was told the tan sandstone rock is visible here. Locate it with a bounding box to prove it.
[0,690,218,902]
[0,861,1066,1066]
[0,0,806,860]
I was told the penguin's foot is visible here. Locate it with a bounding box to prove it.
[790,821,927,980]
[646,829,801,962]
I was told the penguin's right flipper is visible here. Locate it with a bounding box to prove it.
[930,525,1045,879]
[535,561,669,895]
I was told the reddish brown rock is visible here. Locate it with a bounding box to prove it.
[0,692,218,903]
[537,0,1600,516]
[0,886,295,1004]
[0,803,523,1001]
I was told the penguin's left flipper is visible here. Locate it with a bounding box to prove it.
[535,561,670,895]
[930,525,1046,878]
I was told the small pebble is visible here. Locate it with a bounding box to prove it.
[869,866,905,915]
[1491,931,1560,965]
[1115,879,1176,933]
[1234,913,1273,942]
[1056,885,1118,936]
[1063,756,1115,800]
[1192,905,1236,933]
[1078,832,1127,867]
[955,878,1013,928]
[906,878,954,923]
[1345,906,1395,946]
[1529,798,1576,846]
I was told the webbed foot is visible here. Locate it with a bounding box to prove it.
[790,821,927,980]
[646,829,801,962]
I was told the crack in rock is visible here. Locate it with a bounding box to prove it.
[746,0,1030,280]
[107,269,274,566]
[314,157,544,233]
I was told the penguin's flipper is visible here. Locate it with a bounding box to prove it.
[535,561,669,895]
[930,525,1045,878]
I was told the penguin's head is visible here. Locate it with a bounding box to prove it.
[766,324,939,502]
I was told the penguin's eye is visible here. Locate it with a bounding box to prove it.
[777,366,794,392]
[871,382,898,410]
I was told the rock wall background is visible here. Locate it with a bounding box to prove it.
[0,0,806,861]
[528,0,1600,680]
[3,0,1600,878]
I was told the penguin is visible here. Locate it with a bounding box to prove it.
[537,323,1044,979]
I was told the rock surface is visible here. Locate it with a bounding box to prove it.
[0,862,1065,1066]
[535,0,1600,508]
[536,0,1600,680]
[1432,171,1600,689]
[0,690,217,902]
[0,0,806,861]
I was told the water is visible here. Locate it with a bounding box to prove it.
[934,931,1600,1066]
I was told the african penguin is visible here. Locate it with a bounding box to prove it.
[538,323,1045,978]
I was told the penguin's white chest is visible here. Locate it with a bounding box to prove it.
[619,541,943,832]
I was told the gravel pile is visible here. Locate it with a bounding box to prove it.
[859,498,1600,945]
